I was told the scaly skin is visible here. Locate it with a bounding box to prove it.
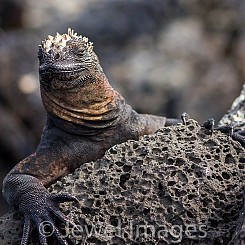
[2,29,182,245]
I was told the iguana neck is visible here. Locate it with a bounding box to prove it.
[40,73,124,129]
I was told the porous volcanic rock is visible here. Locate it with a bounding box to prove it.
[0,119,244,245]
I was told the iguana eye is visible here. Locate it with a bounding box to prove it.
[76,47,85,56]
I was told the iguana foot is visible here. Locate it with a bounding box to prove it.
[216,125,234,138]
[216,125,245,147]
[202,118,215,135]
[231,130,245,147]
[3,174,79,245]
[20,192,78,245]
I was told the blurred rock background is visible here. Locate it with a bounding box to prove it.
[0,0,244,215]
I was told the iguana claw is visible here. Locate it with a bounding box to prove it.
[21,192,78,245]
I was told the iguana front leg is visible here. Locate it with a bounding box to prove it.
[3,173,78,245]
[2,125,106,245]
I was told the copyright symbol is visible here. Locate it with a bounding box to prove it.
[39,221,54,237]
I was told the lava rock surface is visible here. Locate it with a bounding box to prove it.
[0,119,244,245]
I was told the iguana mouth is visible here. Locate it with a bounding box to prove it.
[40,67,96,90]
[39,64,89,83]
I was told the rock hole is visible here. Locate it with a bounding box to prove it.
[123,165,132,172]
[143,208,150,215]
[115,161,124,167]
[221,172,230,180]
[239,157,245,163]
[176,158,185,166]
[119,173,130,189]
[167,181,176,186]
[225,154,235,164]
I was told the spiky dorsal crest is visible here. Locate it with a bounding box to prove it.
[40,28,93,53]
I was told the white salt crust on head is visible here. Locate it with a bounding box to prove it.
[40,28,93,53]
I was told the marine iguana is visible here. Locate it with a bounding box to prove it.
[2,29,183,245]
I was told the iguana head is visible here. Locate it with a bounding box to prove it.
[38,28,103,90]
[38,29,122,127]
